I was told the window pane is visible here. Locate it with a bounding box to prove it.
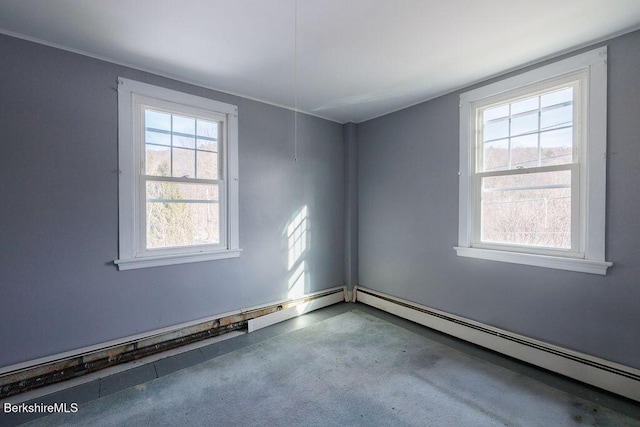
[483,138,509,172]
[541,104,572,131]
[541,87,572,108]
[511,96,538,115]
[481,170,571,249]
[540,127,573,166]
[510,134,538,168]
[198,139,218,152]
[173,115,195,135]
[510,111,538,137]
[173,148,195,178]
[145,144,171,176]
[145,130,170,146]
[145,110,171,131]
[197,119,219,139]
[146,181,220,249]
[174,135,195,149]
[483,105,509,122]
[483,118,509,141]
[197,150,219,179]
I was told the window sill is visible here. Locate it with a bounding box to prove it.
[454,246,612,275]
[115,249,242,271]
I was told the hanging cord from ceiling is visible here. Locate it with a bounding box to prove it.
[293,0,298,162]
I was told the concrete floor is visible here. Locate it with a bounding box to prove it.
[2,302,639,426]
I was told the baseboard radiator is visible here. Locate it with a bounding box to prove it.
[354,286,640,402]
[0,286,347,399]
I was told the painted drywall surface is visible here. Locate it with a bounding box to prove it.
[237,100,345,305]
[357,30,640,369]
[0,34,344,368]
[343,122,358,289]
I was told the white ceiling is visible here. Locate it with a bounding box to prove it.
[1,0,639,123]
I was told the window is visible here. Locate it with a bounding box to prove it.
[455,47,611,275]
[115,78,240,270]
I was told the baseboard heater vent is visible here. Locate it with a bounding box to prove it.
[0,286,346,399]
[355,286,640,402]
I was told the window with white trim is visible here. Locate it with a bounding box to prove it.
[455,47,612,275]
[115,78,240,270]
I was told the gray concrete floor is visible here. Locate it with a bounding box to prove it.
[2,302,639,426]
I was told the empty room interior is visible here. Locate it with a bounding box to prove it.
[1,1,640,425]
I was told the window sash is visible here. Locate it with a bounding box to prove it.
[140,102,226,181]
[474,78,581,174]
[471,163,581,257]
[138,176,228,256]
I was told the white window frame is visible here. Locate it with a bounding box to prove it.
[115,78,240,270]
[455,47,612,275]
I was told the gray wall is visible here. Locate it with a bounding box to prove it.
[344,123,358,289]
[358,30,640,369]
[0,34,345,368]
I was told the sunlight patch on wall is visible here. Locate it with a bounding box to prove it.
[288,261,306,300]
[287,206,308,269]
[286,206,308,300]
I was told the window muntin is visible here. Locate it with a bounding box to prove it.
[116,78,240,270]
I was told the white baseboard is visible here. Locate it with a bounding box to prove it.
[248,288,346,332]
[355,286,640,402]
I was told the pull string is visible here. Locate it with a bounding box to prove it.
[294,0,298,162]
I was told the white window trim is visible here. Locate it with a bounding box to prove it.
[115,78,241,270]
[455,47,612,275]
